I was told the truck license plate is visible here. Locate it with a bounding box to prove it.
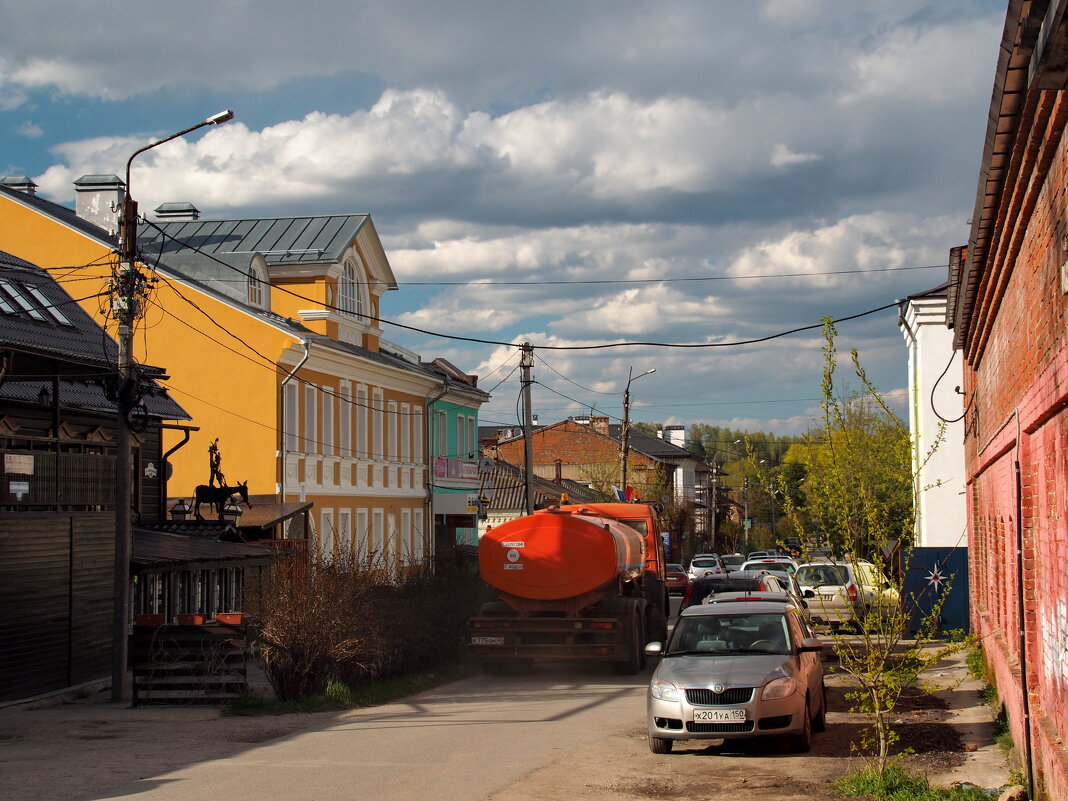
[692,709,746,722]
[471,636,505,646]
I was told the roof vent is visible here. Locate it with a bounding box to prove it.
[73,174,125,234]
[0,175,37,195]
[154,201,201,221]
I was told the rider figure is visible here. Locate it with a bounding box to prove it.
[208,438,226,488]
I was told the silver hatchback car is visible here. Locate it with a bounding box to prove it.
[645,600,826,753]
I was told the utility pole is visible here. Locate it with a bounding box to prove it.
[110,109,234,702]
[520,343,535,515]
[710,461,718,552]
[742,476,750,555]
[619,366,654,496]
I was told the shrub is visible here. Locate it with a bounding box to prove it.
[245,548,482,701]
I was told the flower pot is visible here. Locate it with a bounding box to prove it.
[177,613,206,625]
[135,613,166,626]
[215,612,245,625]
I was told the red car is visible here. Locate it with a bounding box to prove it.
[665,564,690,595]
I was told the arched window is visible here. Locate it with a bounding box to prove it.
[248,261,269,309]
[339,260,368,322]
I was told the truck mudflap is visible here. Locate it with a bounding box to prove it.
[467,616,627,661]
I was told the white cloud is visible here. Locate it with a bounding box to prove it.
[15,121,42,138]
[770,143,821,167]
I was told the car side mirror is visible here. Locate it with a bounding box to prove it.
[803,589,815,598]
[799,637,823,652]
[644,642,663,657]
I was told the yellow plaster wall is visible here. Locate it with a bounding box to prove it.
[0,194,295,498]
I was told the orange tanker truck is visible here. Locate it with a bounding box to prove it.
[468,502,669,673]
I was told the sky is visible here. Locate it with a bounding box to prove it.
[0,0,1006,436]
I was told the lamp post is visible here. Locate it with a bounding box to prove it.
[619,366,655,496]
[111,110,234,702]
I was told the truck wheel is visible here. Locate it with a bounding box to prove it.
[479,601,514,616]
[649,736,673,754]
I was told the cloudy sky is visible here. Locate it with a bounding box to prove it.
[0,0,1005,435]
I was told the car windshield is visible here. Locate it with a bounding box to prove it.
[721,556,745,568]
[796,564,848,586]
[668,612,791,655]
[667,564,685,572]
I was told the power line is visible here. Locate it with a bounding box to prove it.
[399,263,946,287]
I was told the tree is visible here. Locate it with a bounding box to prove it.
[777,318,958,777]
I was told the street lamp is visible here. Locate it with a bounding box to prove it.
[619,366,655,496]
[111,110,234,702]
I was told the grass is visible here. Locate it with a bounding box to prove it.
[224,659,472,717]
[833,766,994,801]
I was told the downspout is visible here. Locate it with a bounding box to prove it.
[426,376,451,570]
[159,423,199,519]
[1014,448,1035,801]
[279,340,311,503]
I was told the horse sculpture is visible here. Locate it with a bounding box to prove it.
[193,480,252,520]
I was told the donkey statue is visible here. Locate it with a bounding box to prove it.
[193,480,252,520]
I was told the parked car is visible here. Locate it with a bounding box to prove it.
[681,573,780,611]
[849,560,900,617]
[740,557,798,575]
[794,562,865,630]
[645,599,826,753]
[746,550,772,559]
[728,570,810,621]
[688,554,724,579]
[665,564,691,595]
[720,553,747,572]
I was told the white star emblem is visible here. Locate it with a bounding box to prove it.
[926,565,946,591]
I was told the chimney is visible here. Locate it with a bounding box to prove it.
[572,415,591,425]
[664,424,687,448]
[154,201,201,221]
[590,415,610,436]
[1,175,37,195]
[73,174,125,234]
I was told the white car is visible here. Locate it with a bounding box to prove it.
[688,555,724,579]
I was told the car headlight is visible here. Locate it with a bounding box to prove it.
[650,679,679,701]
[761,676,796,700]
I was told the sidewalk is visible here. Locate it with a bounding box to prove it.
[923,649,1012,792]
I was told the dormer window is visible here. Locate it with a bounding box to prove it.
[339,259,368,322]
[248,260,270,309]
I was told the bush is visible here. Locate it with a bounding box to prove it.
[833,765,992,801]
[245,550,482,701]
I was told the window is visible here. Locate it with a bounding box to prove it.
[323,388,334,457]
[388,401,398,460]
[339,383,351,458]
[372,389,384,460]
[413,510,424,562]
[338,509,351,558]
[321,509,335,562]
[339,259,368,322]
[413,408,423,460]
[467,416,476,459]
[401,508,412,564]
[372,509,384,568]
[355,508,369,566]
[356,385,367,459]
[400,404,411,463]
[304,383,317,453]
[26,285,73,325]
[284,383,299,452]
[247,262,269,309]
[437,410,447,458]
[456,416,465,460]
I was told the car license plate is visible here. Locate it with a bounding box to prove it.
[819,594,836,601]
[471,636,505,646]
[692,709,746,722]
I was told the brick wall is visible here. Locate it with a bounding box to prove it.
[495,420,663,492]
[962,88,1068,801]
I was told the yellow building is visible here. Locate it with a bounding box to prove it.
[0,175,488,569]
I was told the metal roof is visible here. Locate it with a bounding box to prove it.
[139,215,372,267]
[133,528,271,569]
[480,459,600,511]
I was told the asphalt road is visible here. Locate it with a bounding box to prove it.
[96,664,655,801]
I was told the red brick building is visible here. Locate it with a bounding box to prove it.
[948,4,1068,798]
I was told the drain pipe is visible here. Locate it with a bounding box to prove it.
[1014,453,1035,801]
[279,340,311,502]
[159,423,199,518]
